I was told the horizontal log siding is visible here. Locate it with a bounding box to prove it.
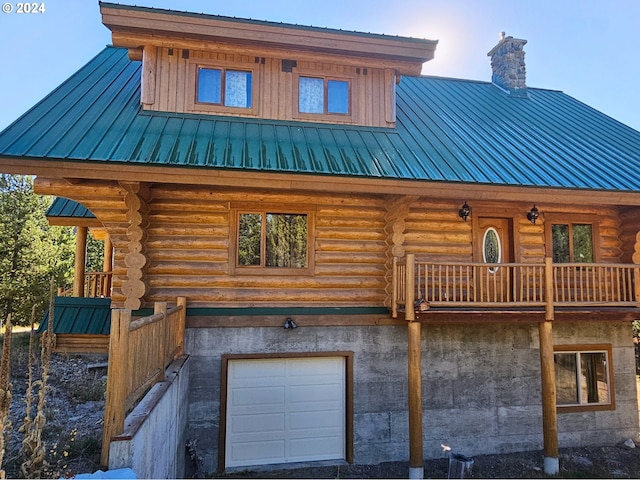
[402,202,623,266]
[146,48,392,127]
[140,186,387,308]
[542,205,621,263]
[404,201,473,261]
[619,207,640,263]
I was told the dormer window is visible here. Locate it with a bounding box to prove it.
[188,60,259,115]
[197,67,252,108]
[299,77,349,114]
[294,71,352,122]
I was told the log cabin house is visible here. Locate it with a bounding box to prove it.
[1,3,640,477]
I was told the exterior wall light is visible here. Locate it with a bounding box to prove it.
[527,205,540,224]
[283,318,297,329]
[458,201,471,222]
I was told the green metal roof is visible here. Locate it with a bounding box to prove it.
[1,46,640,191]
[39,297,111,335]
[46,197,96,219]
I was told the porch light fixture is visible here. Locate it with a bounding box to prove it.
[527,205,540,224]
[283,318,297,329]
[458,201,471,222]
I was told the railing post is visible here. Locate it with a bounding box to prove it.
[101,308,131,467]
[176,296,187,357]
[392,257,398,318]
[154,302,168,382]
[539,257,558,475]
[544,257,554,320]
[406,254,415,322]
[634,265,640,305]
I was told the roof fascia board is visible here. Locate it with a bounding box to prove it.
[100,3,436,70]
[9,158,640,207]
[111,32,425,76]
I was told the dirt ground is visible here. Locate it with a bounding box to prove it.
[4,344,106,479]
[218,444,640,479]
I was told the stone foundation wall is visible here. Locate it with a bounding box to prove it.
[184,321,638,474]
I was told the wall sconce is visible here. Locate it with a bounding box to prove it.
[283,318,297,329]
[527,205,540,224]
[458,201,471,222]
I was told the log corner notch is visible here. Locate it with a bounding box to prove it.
[120,181,151,310]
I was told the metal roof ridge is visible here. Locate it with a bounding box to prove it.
[99,1,436,45]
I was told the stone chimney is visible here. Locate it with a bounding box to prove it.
[487,32,527,94]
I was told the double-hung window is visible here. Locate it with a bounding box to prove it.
[233,210,312,275]
[554,345,614,411]
[197,67,252,108]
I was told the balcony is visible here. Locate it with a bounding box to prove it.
[58,271,112,298]
[392,255,640,321]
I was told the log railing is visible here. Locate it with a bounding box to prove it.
[101,297,187,466]
[58,271,112,298]
[393,256,640,315]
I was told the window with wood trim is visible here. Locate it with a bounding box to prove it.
[545,215,599,263]
[294,73,352,121]
[197,67,252,108]
[234,211,312,274]
[188,60,259,115]
[554,344,614,412]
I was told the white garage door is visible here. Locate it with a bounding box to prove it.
[225,356,346,468]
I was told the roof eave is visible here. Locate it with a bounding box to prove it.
[4,156,640,207]
[100,3,437,74]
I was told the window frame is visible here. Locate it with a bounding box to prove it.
[229,206,315,276]
[293,70,354,122]
[554,344,615,413]
[544,214,600,263]
[187,60,259,115]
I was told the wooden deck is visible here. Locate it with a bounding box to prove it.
[393,256,640,316]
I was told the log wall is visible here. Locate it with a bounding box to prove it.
[33,178,636,311]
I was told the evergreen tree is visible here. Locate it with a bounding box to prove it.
[0,175,76,325]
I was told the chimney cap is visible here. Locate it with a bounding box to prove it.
[487,34,527,57]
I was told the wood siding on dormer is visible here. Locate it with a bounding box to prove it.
[143,47,396,128]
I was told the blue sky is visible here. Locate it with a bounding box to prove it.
[0,0,639,132]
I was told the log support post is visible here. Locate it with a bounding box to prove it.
[101,308,131,467]
[540,257,559,475]
[406,254,424,479]
[73,226,88,297]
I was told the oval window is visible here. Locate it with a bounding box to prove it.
[483,227,501,273]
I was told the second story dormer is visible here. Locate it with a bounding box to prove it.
[100,2,437,128]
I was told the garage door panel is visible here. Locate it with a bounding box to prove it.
[289,410,342,430]
[228,440,285,464]
[289,436,344,460]
[229,413,285,434]
[289,383,343,404]
[232,359,286,379]
[231,386,285,408]
[226,356,346,468]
